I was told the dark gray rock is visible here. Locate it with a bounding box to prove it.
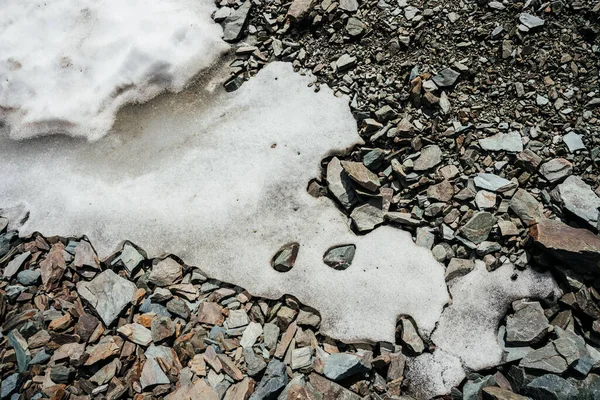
[249,359,288,400]
[0,373,20,399]
[327,157,357,210]
[520,342,568,374]
[243,347,267,377]
[413,145,442,171]
[323,245,355,271]
[526,374,578,400]
[460,212,496,244]
[506,301,548,345]
[432,68,460,87]
[16,269,40,286]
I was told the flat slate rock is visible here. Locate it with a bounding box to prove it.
[479,131,523,152]
[552,176,600,229]
[77,269,137,326]
[323,353,370,381]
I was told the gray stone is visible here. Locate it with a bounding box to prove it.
[439,91,451,114]
[111,243,144,274]
[16,269,40,286]
[291,347,313,370]
[166,298,191,320]
[227,309,250,329]
[297,309,320,328]
[404,6,419,20]
[339,0,358,12]
[474,173,517,193]
[520,342,568,373]
[479,131,523,152]
[346,17,366,37]
[350,202,384,232]
[287,0,315,21]
[427,179,454,202]
[222,1,251,42]
[460,212,497,244]
[399,318,424,354]
[240,321,263,348]
[509,189,544,225]
[463,375,496,400]
[3,251,30,280]
[323,353,370,381]
[263,323,280,352]
[213,7,231,22]
[77,269,137,326]
[506,301,548,345]
[552,176,600,228]
[323,245,355,270]
[272,243,299,272]
[249,359,288,400]
[30,349,51,365]
[363,149,385,169]
[432,68,460,87]
[243,348,267,377]
[416,227,435,249]
[563,132,586,152]
[445,258,475,281]
[526,375,578,400]
[336,54,356,71]
[327,157,357,210]
[73,240,99,269]
[7,330,31,372]
[149,257,182,287]
[117,323,153,346]
[151,316,175,343]
[519,13,545,29]
[140,357,170,389]
[413,145,442,171]
[0,373,20,399]
[539,158,573,183]
[568,373,600,399]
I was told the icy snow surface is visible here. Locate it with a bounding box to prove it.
[0,62,449,344]
[406,261,559,398]
[0,0,228,141]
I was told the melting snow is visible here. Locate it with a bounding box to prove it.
[0,0,228,140]
[0,62,449,343]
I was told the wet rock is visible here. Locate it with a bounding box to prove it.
[506,301,549,345]
[460,212,497,244]
[480,132,523,152]
[324,353,370,381]
[539,158,573,183]
[530,219,600,273]
[222,1,251,42]
[77,269,136,326]
[323,245,355,271]
[413,145,442,171]
[249,359,288,400]
[552,176,600,228]
[149,257,182,287]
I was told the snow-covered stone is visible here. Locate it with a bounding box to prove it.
[0,0,228,141]
[0,62,449,344]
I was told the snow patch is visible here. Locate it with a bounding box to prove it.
[406,349,465,399]
[0,0,228,141]
[0,62,450,343]
[407,261,559,398]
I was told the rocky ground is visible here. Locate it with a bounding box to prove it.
[1,0,600,399]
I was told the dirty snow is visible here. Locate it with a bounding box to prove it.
[0,0,228,141]
[0,62,449,344]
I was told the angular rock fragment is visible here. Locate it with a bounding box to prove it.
[539,158,573,183]
[413,145,442,171]
[271,243,299,272]
[309,373,362,399]
[479,132,523,152]
[460,212,497,244]
[287,0,315,21]
[77,270,136,326]
[505,301,548,345]
[222,1,251,42]
[552,176,600,228]
[474,173,517,193]
[149,257,182,287]
[519,13,545,29]
[432,68,460,87]
[249,360,288,400]
[323,353,370,381]
[326,157,357,210]
[323,244,355,271]
[509,189,544,225]
[340,160,380,192]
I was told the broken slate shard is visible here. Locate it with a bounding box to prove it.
[272,243,299,272]
[323,245,356,270]
[77,270,137,326]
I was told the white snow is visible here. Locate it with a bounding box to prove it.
[405,349,465,399]
[0,62,450,344]
[0,0,228,141]
[406,261,559,398]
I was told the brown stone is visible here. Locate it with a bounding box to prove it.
[218,354,244,381]
[196,302,225,325]
[308,373,362,400]
[530,219,600,273]
[287,0,315,21]
[40,243,67,291]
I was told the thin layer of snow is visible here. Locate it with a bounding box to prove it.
[405,349,465,399]
[0,62,449,343]
[406,261,559,398]
[0,0,228,141]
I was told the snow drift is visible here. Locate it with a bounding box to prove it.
[0,0,228,141]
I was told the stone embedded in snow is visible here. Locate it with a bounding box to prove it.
[222,1,251,42]
[350,202,385,232]
[413,145,442,171]
[426,261,558,378]
[479,131,523,152]
[323,245,356,271]
[406,349,465,399]
[399,318,425,354]
[519,13,545,29]
[551,176,600,229]
[474,173,517,193]
[563,132,586,152]
[0,62,450,345]
[445,258,475,281]
[0,0,228,141]
[271,243,299,272]
[77,270,137,326]
[539,158,573,183]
